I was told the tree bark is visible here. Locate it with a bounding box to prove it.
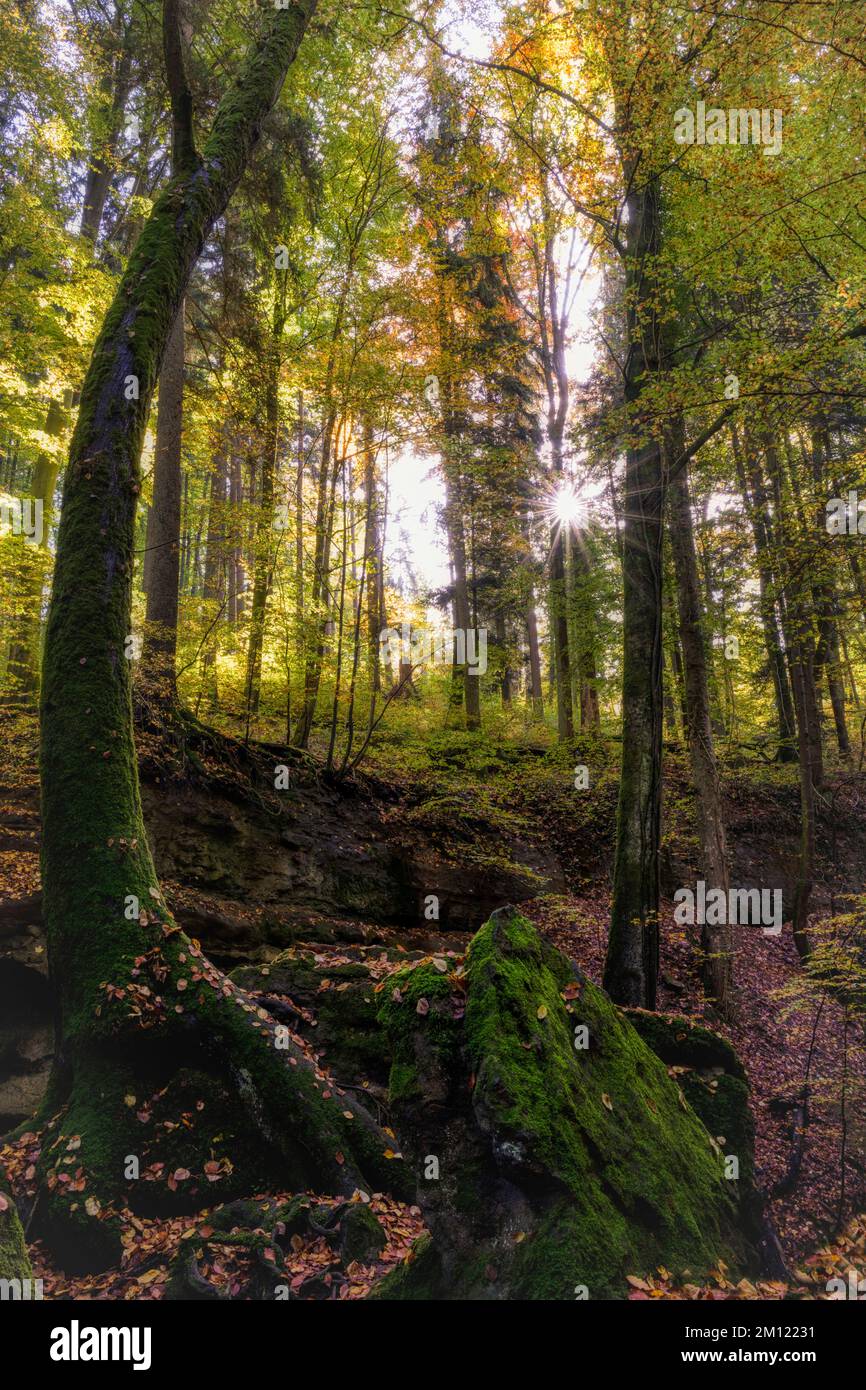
[604,171,665,1011]
[362,418,384,698]
[198,439,228,709]
[525,596,544,718]
[245,281,286,726]
[543,225,574,743]
[764,435,823,792]
[667,431,731,1013]
[142,300,185,702]
[443,471,481,730]
[731,426,797,761]
[808,427,850,759]
[80,41,133,246]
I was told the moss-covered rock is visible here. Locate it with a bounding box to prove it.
[230,949,403,1085]
[627,1010,755,1190]
[372,1234,440,1300]
[0,1185,32,1285]
[377,907,759,1300]
[626,1010,747,1081]
[340,1201,386,1263]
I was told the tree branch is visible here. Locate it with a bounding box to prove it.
[666,404,740,482]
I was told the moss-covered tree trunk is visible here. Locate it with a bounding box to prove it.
[35,0,403,1270]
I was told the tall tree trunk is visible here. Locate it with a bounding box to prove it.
[142,299,185,703]
[362,418,384,698]
[571,531,600,731]
[80,41,133,246]
[33,0,399,1267]
[763,437,821,957]
[525,597,544,719]
[245,283,286,727]
[546,220,575,742]
[434,281,480,732]
[2,396,66,704]
[790,633,817,961]
[295,392,305,645]
[808,427,850,759]
[443,472,481,730]
[227,453,244,625]
[731,426,797,761]
[667,430,731,1013]
[662,644,678,739]
[764,435,824,791]
[550,525,573,739]
[604,171,665,1011]
[198,439,228,710]
[293,415,337,748]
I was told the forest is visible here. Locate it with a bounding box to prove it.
[0,0,865,1318]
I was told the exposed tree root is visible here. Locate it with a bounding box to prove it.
[23,912,410,1271]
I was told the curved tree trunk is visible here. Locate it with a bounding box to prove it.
[35,0,401,1269]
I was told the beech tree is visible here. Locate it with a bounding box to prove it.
[34,0,402,1265]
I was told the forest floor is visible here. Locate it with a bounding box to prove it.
[1,708,865,1299]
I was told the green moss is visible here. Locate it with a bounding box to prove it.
[628,1009,755,1191]
[191,974,414,1202]
[0,1188,32,1283]
[371,1234,441,1300]
[341,1202,386,1263]
[627,1010,748,1082]
[465,911,744,1295]
[377,963,461,1105]
[681,1073,755,1188]
[387,1061,420,1104]
[380,908,755,1300]
[231,952,390,1082]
